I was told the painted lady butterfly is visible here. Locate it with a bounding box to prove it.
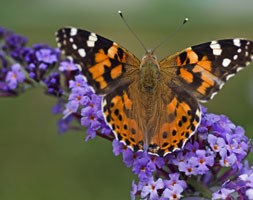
[56,26,253,156]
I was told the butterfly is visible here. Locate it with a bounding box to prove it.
[56,27,253,156]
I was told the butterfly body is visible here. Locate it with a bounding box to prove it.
[140,51,160,93]
[56,27,253,156]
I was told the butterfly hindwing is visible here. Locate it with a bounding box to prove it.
[146,80,201,156]
[56,27,140,94]
[160,39,253,102]
[103,81,145,152]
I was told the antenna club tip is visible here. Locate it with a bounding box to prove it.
[118,10,123,18]
[183,17,189,24]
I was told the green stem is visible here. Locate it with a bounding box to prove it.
[187,177,212,199]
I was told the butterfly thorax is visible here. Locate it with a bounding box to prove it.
[140,52,160,93]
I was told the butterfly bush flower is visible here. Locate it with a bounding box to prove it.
[1,26,253,200]
[5,63,25,89]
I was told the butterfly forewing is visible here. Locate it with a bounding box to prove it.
[56,27,140,94]
[160,39,253,102]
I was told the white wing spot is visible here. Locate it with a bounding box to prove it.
[236,67,244,72]
[66,56,73,61]
[233,55,238,60]
[213,49,222,56]
[219,83,225,90]
[91,32,97,37]
[70,28,77,36]
[251,55,253,60]
[222,58,231,67]
[226,74,235,81]
[237,48,242,53]
[69,38,74,43]
[245,51,249,57]
[76,64,82,71]
[233,39,241,47]
[72,44,77,50]
[210,41,222,55]
[87,33,98,47]
[78,48,86,57]
[87,40,95,47]
[210,91,218,100]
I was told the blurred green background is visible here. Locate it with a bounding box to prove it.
[0,0,253,199]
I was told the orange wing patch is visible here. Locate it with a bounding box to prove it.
[87,43,128,91]
[110,65,123,79]
[179,68,193,83]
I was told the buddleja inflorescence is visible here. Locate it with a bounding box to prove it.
[0,27,253,200]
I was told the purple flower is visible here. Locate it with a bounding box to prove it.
[162,184,184,200]
[51,99,64,114]
[178,158,198,176]
[5,63,25,89]
[149,155,165,169]
[122,149,137,167]
[35,48,57,64]
[63,101,79,118]
[59,60,79,72]
[239,173,253,188]
[171,151,186,165]
[164,173,187,190]
[69,88,88,105]
[81,106,103,140]
[112,139,126,156]
[69,75,87,89]
[208,134,226,153]
[43,72,62,96]
[184,141,200,153]
[57,116,73,134]
[246,189,253,199]
[38,63,48,70]
[132,157,155,181]
[219,152,237,167]
[212,188,235,200]
[130,181,138,200]
[140,178,164,200]
[5,33,27,49]
[191,150,214,174]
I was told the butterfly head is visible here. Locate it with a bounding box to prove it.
[141,49,159,67]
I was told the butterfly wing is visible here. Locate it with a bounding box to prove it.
[146,80,201,156]
[102,79,146,152]
[160,39,253,102]
[148,39,253,156]
[56,27,145,150]
[56,27,140,94]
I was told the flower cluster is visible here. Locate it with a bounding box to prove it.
[112,107,251,199]
[0,28,62,96]
[1,27,253,200]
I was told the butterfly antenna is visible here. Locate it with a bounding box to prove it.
[152,17,189,53]
[118,10,148,53]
